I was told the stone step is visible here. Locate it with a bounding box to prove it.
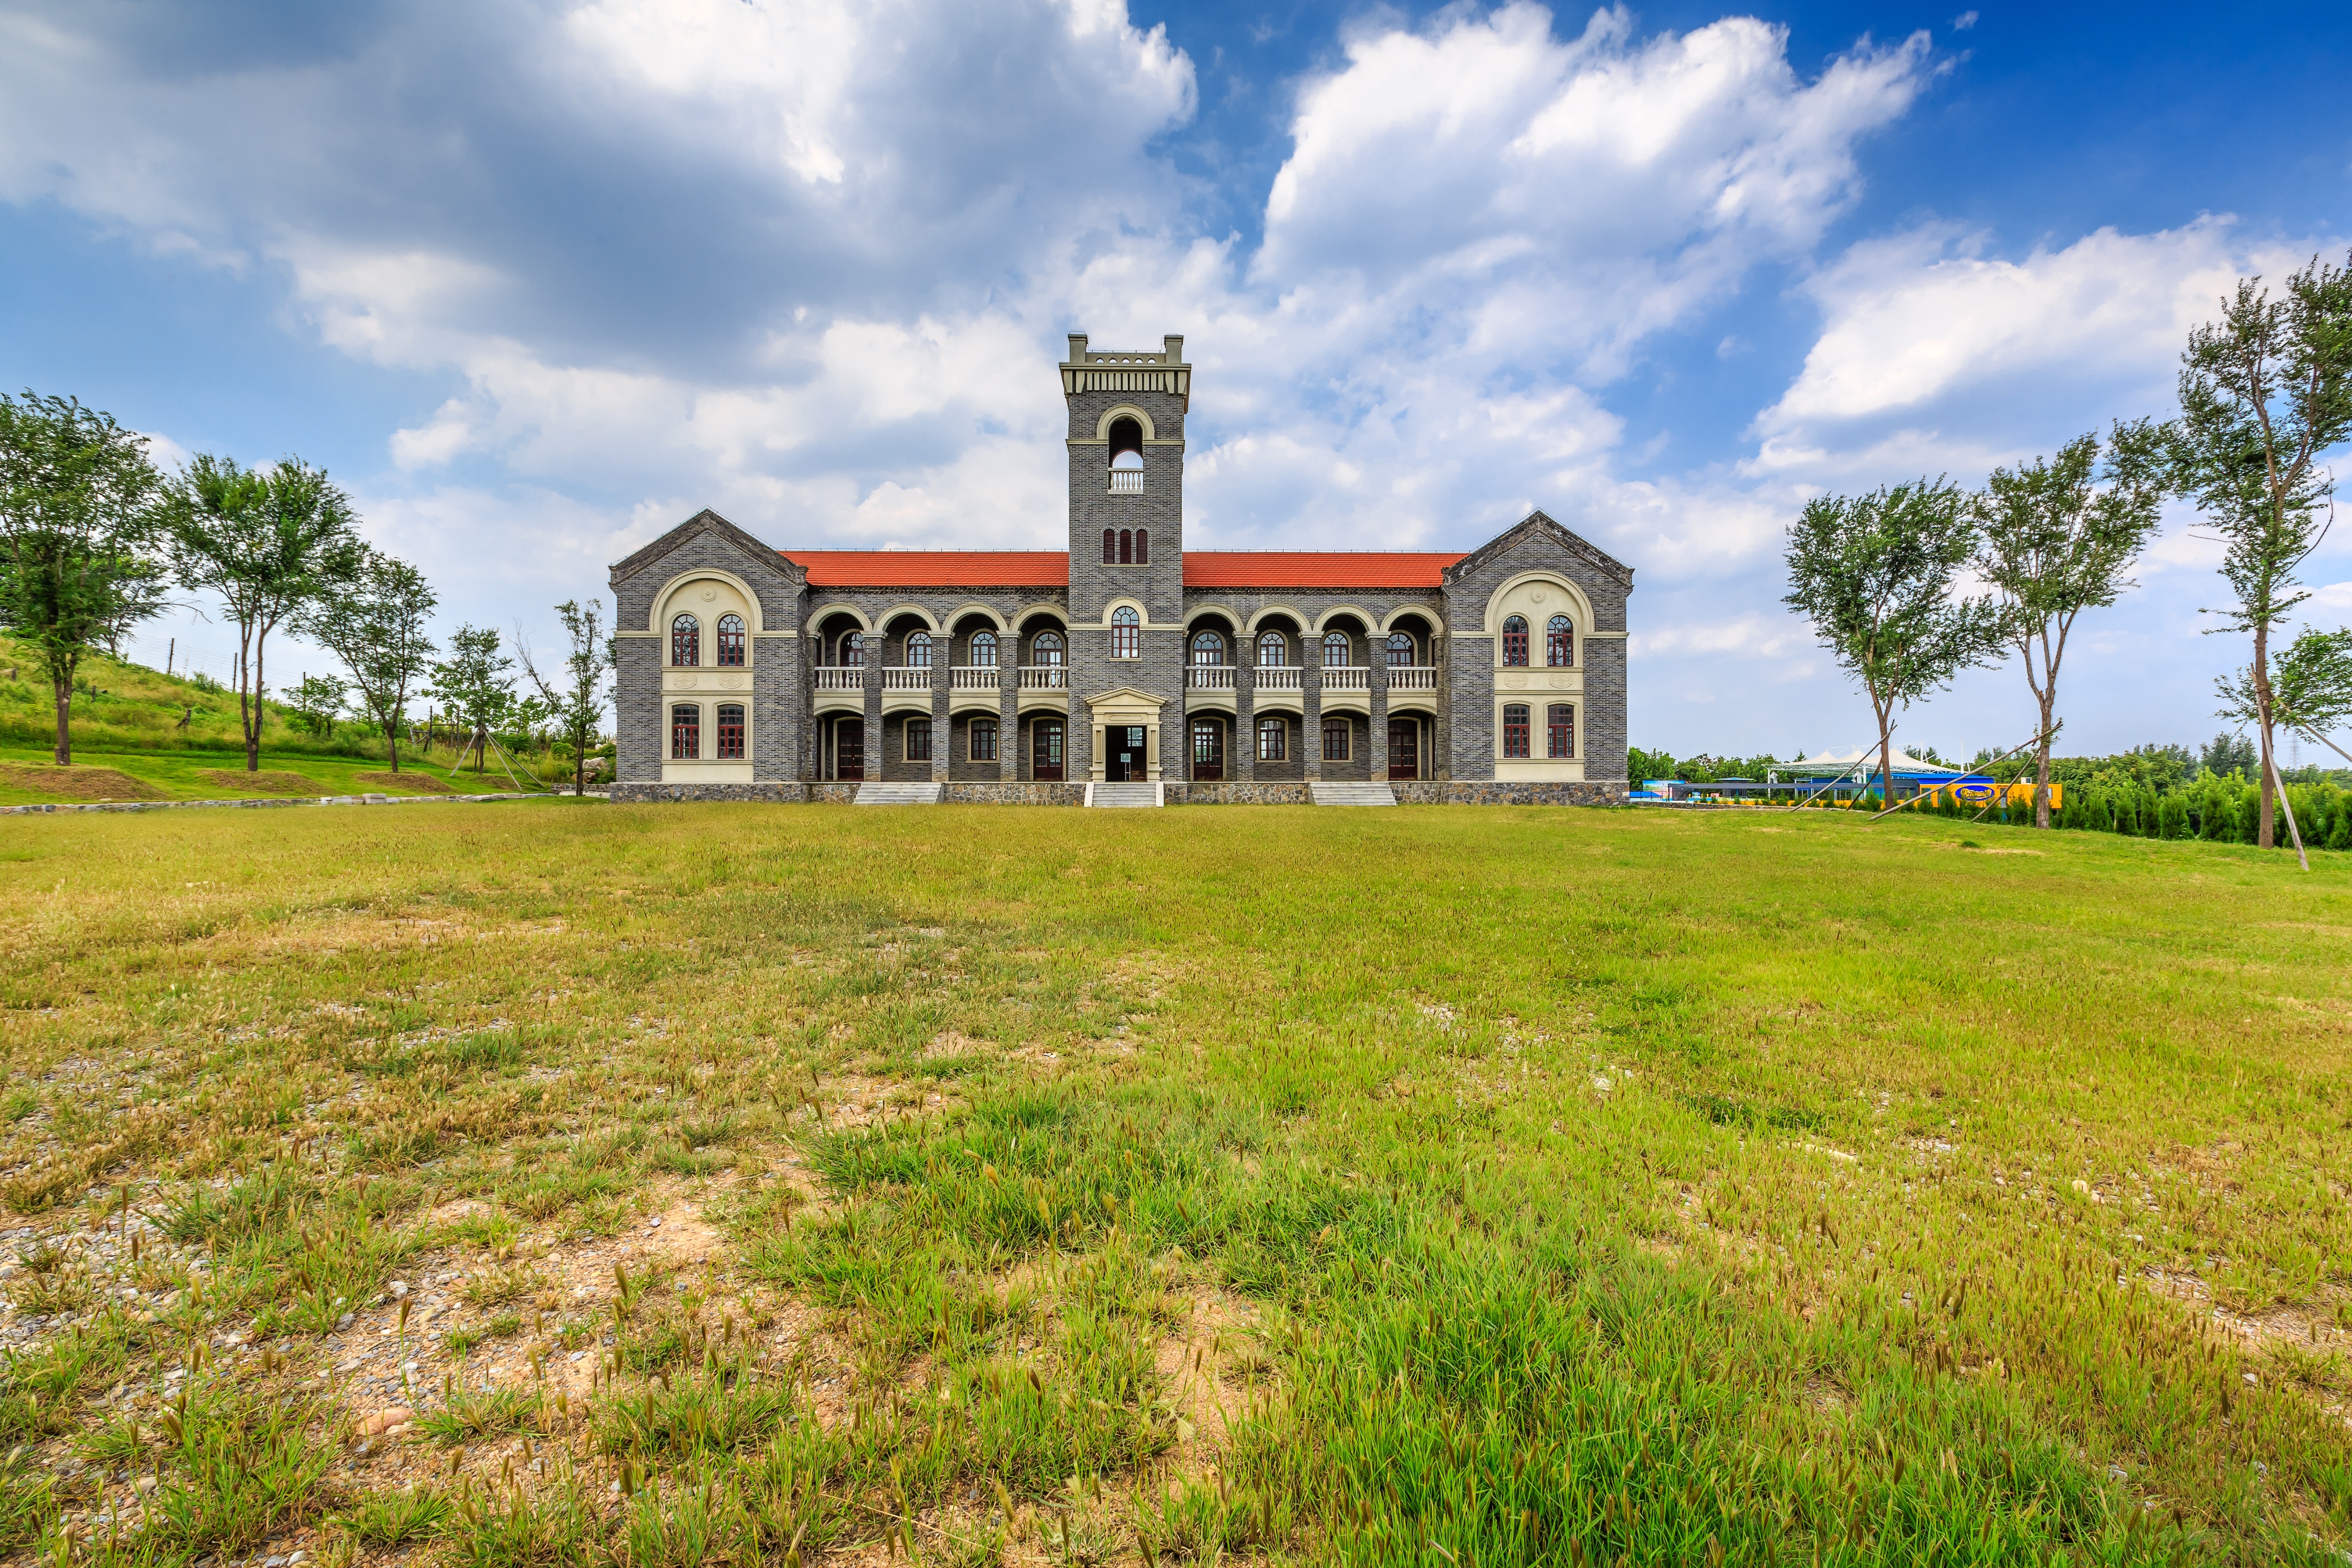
[852,782,944,805]
[1310,782,1399,807]
[1089,783,1162,808]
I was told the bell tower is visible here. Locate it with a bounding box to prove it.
[1061,333,1189,781]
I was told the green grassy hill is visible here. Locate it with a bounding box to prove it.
[0,635,554,804]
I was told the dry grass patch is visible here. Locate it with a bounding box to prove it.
[195,767,323,794]
[353,769,454,792]
[0,761,166,800]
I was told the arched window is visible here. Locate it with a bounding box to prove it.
[1547,703,1574,758]
[670,704,700,759]
[1109,606,1140,659]
[716,703,746,760]
[969,717,998,762]
[670,613,700,666]
[1322,631,1350,667]
[1386,631,1416,667]
[1546,615,1573,667]
[1257,716,1288,762]
[842,631,864,667]
[1502,703,1531,758]
[1501,615,1529,666]
[1119,529,1133,564]
[1032,629,1064,665]
[1102,528,1117,564]
[905,630,932,669]
[1256,630,1288,667]
[1108,416,1143,461]
[969,629,999,667]
[716,614,746,666]
[1134,528,1149,563]
[1191,629,1226,665]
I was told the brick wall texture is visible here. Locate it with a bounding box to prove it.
[607,342,1633,802]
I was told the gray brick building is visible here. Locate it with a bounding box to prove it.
[609,335,1631,804]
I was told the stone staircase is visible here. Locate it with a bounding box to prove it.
[1310,782,1398,807]
[852,782,942,805]
[1088,782,1162,808]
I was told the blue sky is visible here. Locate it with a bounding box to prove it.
[4,0,2348,762]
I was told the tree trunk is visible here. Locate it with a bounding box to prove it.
[1871,685,1895,811]
[2252,622,2275,848]
[2033,689,2056,830]
[388,710,401,773]
[52,674,72,766]
[247,631,265,771]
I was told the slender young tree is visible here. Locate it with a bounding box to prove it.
[162,456,364,770]
[0,392,167,764]
[1784,478,2005,804]
[2168,251,2352,847]
[296,549,438,770]
[427,624,517,773]
[1972,421,2168,827]
[517,599,612,796]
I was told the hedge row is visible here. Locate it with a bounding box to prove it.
[1906,779,2351,849]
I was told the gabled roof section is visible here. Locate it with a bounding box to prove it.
[1182,552,1466,588]
[1444,511,1633,590]
[609,509,800,584]
[783,550,1071,588]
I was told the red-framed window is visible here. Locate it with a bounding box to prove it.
[905,721,932,761]
[671,614,700,666]
[1386,631,1416,667]
[1322,631,1350,667]
[716,704,746,760]
[1135,528,1149,563]
[670,704,700,759]
[1501,616,1529,667]
[842,631,863,667]
[1322,719,1350,761]
[970,630,998,667]
[716,615,746,666]
[1110,606,1140,659]
[1546,615,1572,667]
[1257,631,1287,667]
[1502,703,1530,758]
[1546,703,1574,759]
[969,717,998,761]
[1032,629,1064,665]
[1191,717,1222,768]
[1102,528,1117,564]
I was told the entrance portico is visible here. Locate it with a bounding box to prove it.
[1086,688,1165,782]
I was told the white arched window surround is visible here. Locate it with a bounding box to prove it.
[1256,630,1288,667]
[1322,631,1351,667]
[1191,629,1227,665]
[969,629,999,667]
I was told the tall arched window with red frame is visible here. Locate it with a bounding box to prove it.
[1501,616,1529,667]
[1546,615,1572,667]
[1109,606,1140,659]
[671,614,700,666]
[716,615,746,667]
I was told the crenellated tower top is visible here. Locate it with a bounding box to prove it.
[1059,335,1190,408]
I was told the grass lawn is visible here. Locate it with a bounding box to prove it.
[1,803,2348,1566]
[0,745,529,807]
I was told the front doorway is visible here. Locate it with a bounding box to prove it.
[1190,717,1224,782]
[835,717,865,782]
[1032,718,1064,781]
[1109,725,1148,782]
[1386,717,1419,780]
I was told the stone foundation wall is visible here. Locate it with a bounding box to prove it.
[942,783,1086,806]
[1394,780,1625,806]
[1167,782,1312,805]
[609,782,811,804]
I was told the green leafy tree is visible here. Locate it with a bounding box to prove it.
[2168,251,2352,847]
[2199,732,2257,779]
[1972,422,2168,827]
[0,392,168,764]
[427,624,516,773]
[2223,624,2352,772]
[285,672,347,739]
[297,549,437,772]
[518,599,613,796]
[1783,478,2006,804]
[162,456,363,771]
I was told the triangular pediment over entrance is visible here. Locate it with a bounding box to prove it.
[1083,687,1168,713]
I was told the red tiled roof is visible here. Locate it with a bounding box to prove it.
[1183,551,1464,588]
[779,547,1466,590]
[782,550,1071,587]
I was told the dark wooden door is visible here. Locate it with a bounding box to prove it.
[1190,717,1223,781]
[837,718,864,782]
[1032,719,1064,781]
[1386,718,1418,780]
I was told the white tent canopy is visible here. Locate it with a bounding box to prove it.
[1785,747,1966,777]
